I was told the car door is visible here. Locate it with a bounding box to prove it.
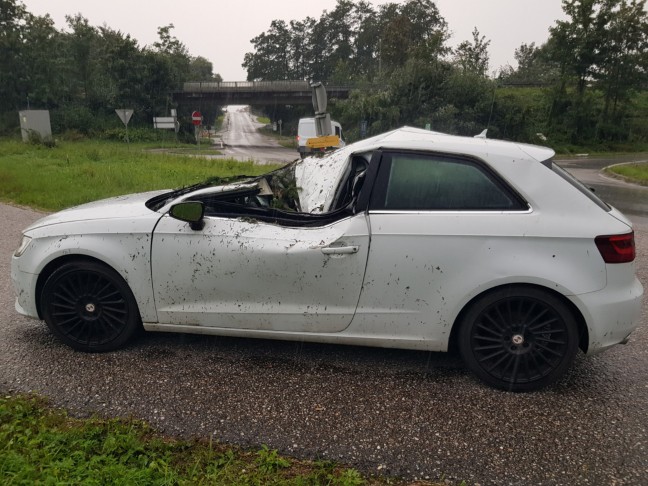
[150,210,369,333]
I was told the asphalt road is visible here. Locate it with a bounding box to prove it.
[1,158,647,485]
[557,154,648,225]
[218,106,297,164]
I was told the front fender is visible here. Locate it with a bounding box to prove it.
[15,231,157,323]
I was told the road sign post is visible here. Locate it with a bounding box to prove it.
[153,110,179,146]
[192,111,203,149]
[115,109,134,146]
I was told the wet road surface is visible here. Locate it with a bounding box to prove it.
[556,155,648,225]
[1,156,647,485]
[218,106,297,164]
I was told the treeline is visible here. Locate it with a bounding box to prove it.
[2,0,647,149]
[0,0,221,137]
[245,0,648,149]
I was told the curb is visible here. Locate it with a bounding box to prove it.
[602,160,648,188]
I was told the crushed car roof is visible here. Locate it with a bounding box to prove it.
[295,126,556,213]
[347,126,555,162]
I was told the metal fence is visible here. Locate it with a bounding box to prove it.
[182,81,355,92]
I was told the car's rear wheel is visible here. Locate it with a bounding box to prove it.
[40,261,140,352]
[458,287,579,392]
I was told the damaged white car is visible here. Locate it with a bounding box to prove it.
[11,127,643,391]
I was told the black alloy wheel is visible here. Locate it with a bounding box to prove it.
[41,261,141,352]
[458,287,579,392]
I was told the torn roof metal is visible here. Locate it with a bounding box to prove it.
[293,126,556,214]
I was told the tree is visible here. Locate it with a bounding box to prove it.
[498,42,559,85]
[22,14,66,107]
[288,17,316,80]
[64,14,102,104]
[152,24,191,89]
[0,1,228,135]
[0,0,63,112]
[189,56,218,81]
[153,23,187,57]
[546,0,648,141]
[349,2,380,78]
[242,0,449,82]
[319,0,356,75]
[0,0,28,112]
[594,0,648,130]
[454,28,491,76]
[243,20,294,80]
[98,26,140,106]
[550,0,604,97]
[378,0,448,74]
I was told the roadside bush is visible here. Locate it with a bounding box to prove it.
[59,129,87,142]
[27,130,56,148]
[0,111,21,137]
[51,104,98,134]
[101,127,164,143]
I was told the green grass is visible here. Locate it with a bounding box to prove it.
[256,116,271,124]
[0,394,379,485]
[166,147,223,156]
[260,126,298,149]
[213,114,226,131]
[606,161,648,185]
[0,139,280,211]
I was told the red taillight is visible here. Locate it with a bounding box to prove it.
[595,232,636,263]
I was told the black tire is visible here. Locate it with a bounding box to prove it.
[40,261,141,352]
[458,287,579,392]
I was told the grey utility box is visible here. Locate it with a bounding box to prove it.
[19,110,52,142]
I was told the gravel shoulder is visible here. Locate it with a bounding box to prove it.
[1,202,646,485]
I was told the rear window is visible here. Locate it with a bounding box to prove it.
[551,163,611,212]
[370,152,527,211]
[299,121,316,138]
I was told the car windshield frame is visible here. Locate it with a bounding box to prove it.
[145,174,262,212]
[146,150,367,227]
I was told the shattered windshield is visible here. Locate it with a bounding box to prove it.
[146,174,260,211]
[147,147,353,215]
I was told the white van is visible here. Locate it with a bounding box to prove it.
[296,117,345,158]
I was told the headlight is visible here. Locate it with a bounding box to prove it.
[14,235,32,257]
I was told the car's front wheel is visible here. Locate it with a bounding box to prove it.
[458,287,579,392]
[40,261,141,352]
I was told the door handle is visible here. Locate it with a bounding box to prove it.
[321,245,359,255]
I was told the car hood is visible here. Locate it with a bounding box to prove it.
[23,190,168,232]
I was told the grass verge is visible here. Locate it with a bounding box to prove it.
[0,139,279,212]
[165,148,223,156]
[0,393,379,485]
[259,126,298,150]
[605,161,648,185]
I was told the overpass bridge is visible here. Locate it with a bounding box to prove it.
[172,81,355,106]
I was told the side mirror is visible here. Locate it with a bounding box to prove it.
[169,201,205,230]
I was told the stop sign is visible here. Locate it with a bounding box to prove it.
[191,111,202,126]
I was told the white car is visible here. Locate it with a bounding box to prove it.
[11,127,643,391]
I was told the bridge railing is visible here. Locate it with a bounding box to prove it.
[183,81,308,92]
[182,81,356,92]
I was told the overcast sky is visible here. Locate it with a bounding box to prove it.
[22,0,567,80]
